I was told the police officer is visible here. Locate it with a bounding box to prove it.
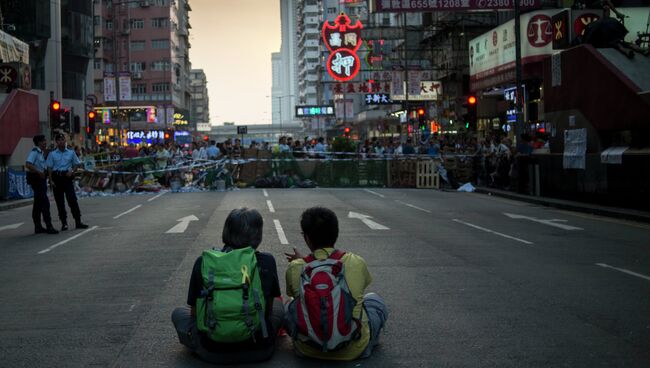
[25,135,58,234]
[46,133,89,231]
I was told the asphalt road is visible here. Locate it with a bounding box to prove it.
[1,188,649,367]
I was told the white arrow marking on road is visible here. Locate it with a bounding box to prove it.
[0,222,23,232]
[504,213,583,231]
[348,211,389,230]
[165,215,199,234]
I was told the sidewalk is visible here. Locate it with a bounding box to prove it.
[474,187,650,224]
[0,198,33,211]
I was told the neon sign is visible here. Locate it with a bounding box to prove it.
[322,13,362,82]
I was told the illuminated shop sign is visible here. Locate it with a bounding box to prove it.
[173,113,188,125]
[295,105,336,117]
[322,13,363,82]
[126,130,165,144]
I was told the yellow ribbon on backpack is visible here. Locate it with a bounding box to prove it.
[241,265,251,285]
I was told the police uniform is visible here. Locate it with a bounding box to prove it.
[46,147,87,229]
[26,146,55,232]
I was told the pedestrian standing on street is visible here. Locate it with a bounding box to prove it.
[25,135,58,234]
[172,208,284,364]
[284,207,388,360]
[46,133,89,231]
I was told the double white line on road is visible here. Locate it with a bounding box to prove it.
[596,263,650,282]
[453,219,533,245]
[113,205,142,219]
[38,226,99,254]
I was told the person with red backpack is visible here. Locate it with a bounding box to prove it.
[172,208,284,363]
[284,207,388,360]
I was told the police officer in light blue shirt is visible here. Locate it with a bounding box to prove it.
[25,135,58,234]
[46,133,88,231]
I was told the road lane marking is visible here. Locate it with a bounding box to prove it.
[273,219,289,244]
[348,211,390,230]
[554,210,650,231]
[595,263,650,282]
[263,189,269,197]
[113,205,142,219]
[147,192,165,202]
[504,212,583,231]
[38,226,99,254]
[267,200,275,213]
[364,189,385,198]
[395,200,431,213]
[452,219,533,245]
[0,222,23,232]
[165,215,199,234]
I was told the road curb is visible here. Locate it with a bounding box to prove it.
[474,187,650,224]
[0,199,33,212]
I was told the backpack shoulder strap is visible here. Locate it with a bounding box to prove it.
[303,254,316,263]
[328,249,346,260]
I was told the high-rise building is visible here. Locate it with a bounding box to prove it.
[92,0,192,145]
[271,52,282,126]
[189,69,209,126]
[296,0,321,106]
[0,0,93,138]
[277,0,299,129]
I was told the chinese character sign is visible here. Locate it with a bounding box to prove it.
[322,13,363,82]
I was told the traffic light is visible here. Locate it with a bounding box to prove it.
[164,129,173,143]
[343,127,351,137]
[60,109,71,132]
[50,100,61,130]
[87,111,96,136]
[464,96,477,131]
[203,135,209,142]
[416,107,427,132]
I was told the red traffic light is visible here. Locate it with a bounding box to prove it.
[344,127,351,134]
[88,111,96,119]
[203,135,209,141]
[468,96,477,105]
[417,108,425,116]
[164,132,171,140]
[51,101,61,111]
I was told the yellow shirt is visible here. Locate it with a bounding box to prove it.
[285,248,372,360]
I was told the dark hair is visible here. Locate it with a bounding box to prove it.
[54,133,65,141]
[222,208,264,249]
[33,135,46,145]
[300,207,338,249]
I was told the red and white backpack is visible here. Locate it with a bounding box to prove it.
[292,250,361,352]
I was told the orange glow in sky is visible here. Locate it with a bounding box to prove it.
[190,0,281,125]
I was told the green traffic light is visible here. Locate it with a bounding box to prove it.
[465,122,470,129]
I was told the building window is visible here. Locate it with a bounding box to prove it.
[132,83,147,95]
[151,60,171,71]
[94,59,102,70]
[94,80,103,94]
[94,16,101,26]
[130,62,146,73]
[105,20,113,30]
[130,40,146,51]
[154,0,169,5]
[328,7,337,14]
[130,18,145,29]
[151,39,169,49]
[151,17,170,28]
[105,63,115,73]
[152,83,170,93]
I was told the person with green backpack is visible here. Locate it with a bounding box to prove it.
[172,208,283,363]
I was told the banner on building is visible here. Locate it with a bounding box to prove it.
[7,169,33,199]
[197,123,212,131]
[104,75,116,101]
[0,30,29,65]
[372,0,541,12]
[119,74,132,101]
[563,128,587,170]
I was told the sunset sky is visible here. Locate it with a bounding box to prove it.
[189,0,281,126]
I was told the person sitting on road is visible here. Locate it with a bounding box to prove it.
[172,208,284,364]
[284,207,388,361]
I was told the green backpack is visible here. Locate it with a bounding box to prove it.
[196,247,268,343]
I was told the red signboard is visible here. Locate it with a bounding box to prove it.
[322,13,363,82]
[373,0,540,12]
